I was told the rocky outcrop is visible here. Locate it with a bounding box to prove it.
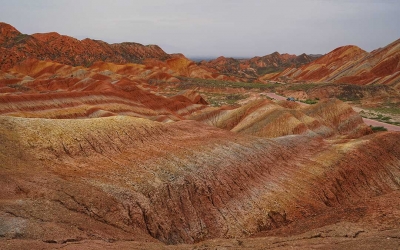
[189,98,371,139]
[0,55,371,137]
[1,22,399,250]
[0,22,171,71]
[172,89,208,105]
[0,61,209,120]
[264,39,400,86]
[0,115,399,246]
[0,23,240,83]
[201,52,318,78]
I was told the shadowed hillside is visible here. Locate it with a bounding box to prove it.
[200,52,318,78]
[0,22,170,71]
[264,39,400,87]
[1,22,400,250]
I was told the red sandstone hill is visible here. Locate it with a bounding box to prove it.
[0,114,399,248]
[0,22,242,83]
[0,59,213,121]
[1,23,400,250]
[0,22,319,83]
[1,57,371,140]
[200,52,318,78]
[0,22,171,71]
[1,59,399,249]
[263,39,400,87]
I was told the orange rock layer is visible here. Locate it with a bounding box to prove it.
[264,39,400,87]
[0,22,170,71]
[0,115,399,245]
[201,52,317,78]
[1,22,399,250]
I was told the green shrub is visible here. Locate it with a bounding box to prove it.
[370,126,388,132]
[301,99,318,104]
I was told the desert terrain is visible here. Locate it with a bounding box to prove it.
[0,22,399,249]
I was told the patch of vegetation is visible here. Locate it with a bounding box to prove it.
[370,126,388,132]
[368,113,392,121]
[226,93,246,100]
[369,106,400,115]
[13,34,29,44]
[287,83,321,91]
[360,109,400,126]
[204,92,249,107]
[300,99,318,104]
[176,77,280,91]
[256,67,280,76]
[386,121,400,126]
[7,84,30,91]
[336,85,365,101]
[337,84,396,102]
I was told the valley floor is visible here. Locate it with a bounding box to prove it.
[2,190,400,250]
[265,92,400,132]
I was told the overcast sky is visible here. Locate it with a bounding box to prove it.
[1,0,399,58]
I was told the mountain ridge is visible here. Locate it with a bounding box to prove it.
[0,22,171,71]
[0,22,318,77]
[263,39,400,87]
[1,22,400,249]
[200,52,318,78]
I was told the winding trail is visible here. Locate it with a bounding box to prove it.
[265,92,400,132]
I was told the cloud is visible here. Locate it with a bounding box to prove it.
[0,0,399,57]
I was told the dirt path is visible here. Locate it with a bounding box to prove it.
[361,118,400,131]
[265,93,400,132]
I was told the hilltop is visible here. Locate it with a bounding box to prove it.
[0,22,399,249]
[200,52,319,79]
[263,39,400,88]
[0,22,170,71]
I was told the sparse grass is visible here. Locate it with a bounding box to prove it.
[300,99,318,105]
[256,67,280,76]
[176,77,279,91]
[287,83,321,91]
[369,106,400,115]
[360,109,400,126]
[386,121,400,125]
[370,126,388,132]
[204,92,249,107]
[336,84,397,102]
[13,33,29,44]
[370,114,392,121]
[7,84,30,91]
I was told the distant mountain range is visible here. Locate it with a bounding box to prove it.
[0,22,317,78]
[1,22,400,249]
[0,22,399,87]
[0,22,171,71]
[263,39,400,87]
[200,53,320,79]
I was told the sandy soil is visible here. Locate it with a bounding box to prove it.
[265,93,400,132]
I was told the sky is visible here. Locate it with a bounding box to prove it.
[1,0,399,58]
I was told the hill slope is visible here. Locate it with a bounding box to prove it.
[201,52,318,78]
[1,22,400,250]
[0,115,399,246]
[0,22,171,71]
[265,39,400,87]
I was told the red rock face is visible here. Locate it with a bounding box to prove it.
[0,22,171,71]
[0,21,239,83]
[0,55,372,138]
[201,52,317,78]
[189,98,371,139]
[0,22,21,44]
[1,22,400,249]
[0,115,399,246]
[266,39,400,86]
[1,70,399,248]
